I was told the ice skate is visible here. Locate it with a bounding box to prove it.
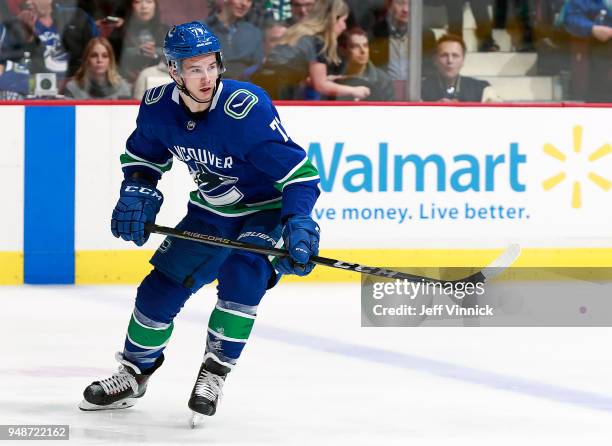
[79,352,164,411]
[188,353,231,427]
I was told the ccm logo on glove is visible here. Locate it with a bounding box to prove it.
[124,185,163,201]
[111,179,164,246]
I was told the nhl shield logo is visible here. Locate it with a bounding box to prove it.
[186,120,196,131]
[157,238,172,253]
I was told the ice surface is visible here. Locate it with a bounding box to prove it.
[1,283,612,445]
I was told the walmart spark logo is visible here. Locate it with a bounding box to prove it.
[542,125,611,209]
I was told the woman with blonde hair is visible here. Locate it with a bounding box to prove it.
[255,0,370,100]
[65,37,131,99]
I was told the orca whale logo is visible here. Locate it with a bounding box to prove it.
[192,162,238,193]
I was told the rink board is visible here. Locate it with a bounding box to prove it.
[1,102,611,284]
[0,106,24,284]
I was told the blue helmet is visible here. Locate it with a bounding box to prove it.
[163,21,225,74]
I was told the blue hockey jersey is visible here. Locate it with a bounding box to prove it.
[121,80,320,220]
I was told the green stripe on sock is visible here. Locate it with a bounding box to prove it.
[208,308,255,341]
[127,314,173,348]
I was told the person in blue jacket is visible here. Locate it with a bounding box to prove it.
[564,0,612,101]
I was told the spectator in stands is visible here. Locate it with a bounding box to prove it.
[337,27,394,100]
[445,0,500,51]
[109,0,167,83]
[0,0,46,74]
[205,0,264,80]
[422,34,500,101]
[256,0,369,99]
[369,0,437,86]
[265,19,288,51]
[0,7,44,98]
[564,0,612,102]
[241,19,287,80]
[286,0,317,25]
[0,0,97,78]
[64,36,130,98]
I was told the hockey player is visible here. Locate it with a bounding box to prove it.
[78,21,321,421]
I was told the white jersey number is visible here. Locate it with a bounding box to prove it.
[269,117,289,142]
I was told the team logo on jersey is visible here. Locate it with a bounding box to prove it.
[192,162,238,193]
[224,89,258,120]
[186,120,196,131]
[192,162,244,206]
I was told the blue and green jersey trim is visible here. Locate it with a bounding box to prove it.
[120,149,173,176]
[274,157,320,191]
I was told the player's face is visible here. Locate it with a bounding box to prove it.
[180,53,220,102]
[347,34,369,67]
[435,41,465,80]
[87,43,111,76]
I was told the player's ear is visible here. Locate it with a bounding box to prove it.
[167,61,180,82]
[168,67,181,84]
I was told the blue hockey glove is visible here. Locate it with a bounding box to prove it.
[111,179,163,246]
[276,215,320,276]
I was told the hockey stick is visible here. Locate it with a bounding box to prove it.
[145,223,521,285]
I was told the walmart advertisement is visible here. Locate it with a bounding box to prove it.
[281,106,612,249]
[1,103,611,284]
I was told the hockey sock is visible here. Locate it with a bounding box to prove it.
[122,269,191,370]
[206,300,258,365]
[208,252,272,365]
[123,307,174,370]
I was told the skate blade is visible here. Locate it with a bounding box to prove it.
[78,398,136,411]
[189,411,206,429]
